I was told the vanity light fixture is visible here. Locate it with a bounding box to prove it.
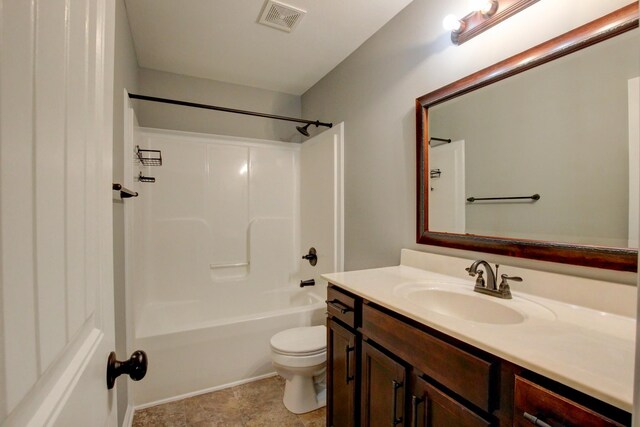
[444,0,539,45]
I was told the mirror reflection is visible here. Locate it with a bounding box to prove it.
[428,30,639,249]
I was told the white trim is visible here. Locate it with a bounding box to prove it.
[633,77,640,427]
[122,89,137,422]
[627,77,639,247]
[335,123,345,273]
[122,404,135,427]
[133,372,278,411]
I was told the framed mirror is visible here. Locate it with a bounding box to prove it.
[416,3,639,272]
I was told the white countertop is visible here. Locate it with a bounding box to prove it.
[323,262,636,412]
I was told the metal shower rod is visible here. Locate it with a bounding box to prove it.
[128,93,333,129]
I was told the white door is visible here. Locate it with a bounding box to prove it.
[299,123,344,286]
[428,140,466,234]
[1,0,117,426]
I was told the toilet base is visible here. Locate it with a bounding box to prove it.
[282,373,326,414]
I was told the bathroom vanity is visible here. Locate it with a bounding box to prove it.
[323,250,635,427]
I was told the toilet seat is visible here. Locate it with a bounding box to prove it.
[270,325,326,356]
[272,347,325,357]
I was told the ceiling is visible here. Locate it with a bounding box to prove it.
[124,0,415,95]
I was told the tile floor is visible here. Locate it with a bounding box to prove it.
[132,376,326,427]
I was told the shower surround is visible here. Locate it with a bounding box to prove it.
[126,125,343,406]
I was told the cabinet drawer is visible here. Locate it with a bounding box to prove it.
[362,303,495,412]
[327,286,356,328]
[514,376,625,427]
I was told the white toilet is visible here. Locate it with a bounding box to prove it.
[270,325,327,414]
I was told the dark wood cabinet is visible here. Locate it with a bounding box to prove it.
[326,284,631,427]
[361,340,407,427]
[409,374,491,427]
[327,317,357,427]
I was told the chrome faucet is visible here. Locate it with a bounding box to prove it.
[465,260,520,299]
[466,260,497,290]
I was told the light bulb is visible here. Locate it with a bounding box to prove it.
[442,14,463,32]
[469,0,489,12]
[471,0,498,16]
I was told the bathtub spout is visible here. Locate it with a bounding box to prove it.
[300,279,315,287]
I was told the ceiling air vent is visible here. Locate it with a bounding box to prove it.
[258,0,306,33]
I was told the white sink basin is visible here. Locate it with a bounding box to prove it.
[394,281,555,325]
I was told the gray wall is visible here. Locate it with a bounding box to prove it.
[301,0,636,284]
[136,68,303,142]
[430,31,638,247]
[113,0,138,425]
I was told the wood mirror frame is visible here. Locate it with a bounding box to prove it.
[416,3,639,272]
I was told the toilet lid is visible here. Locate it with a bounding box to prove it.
[270,325,326,355]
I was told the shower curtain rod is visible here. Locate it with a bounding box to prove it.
[128,93,333,129]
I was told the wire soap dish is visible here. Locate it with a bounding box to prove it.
[136,145,162,166]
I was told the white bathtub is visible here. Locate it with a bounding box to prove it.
[132,287,326,406]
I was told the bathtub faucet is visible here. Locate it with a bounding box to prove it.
[300,279,315,287]
[302,247,317,266]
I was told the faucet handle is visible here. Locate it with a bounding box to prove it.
[473,270,485,288]
[500,274,522,283]
[498,274,519,299]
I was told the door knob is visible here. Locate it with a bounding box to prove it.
[107,350,148,389]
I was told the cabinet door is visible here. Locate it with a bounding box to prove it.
[361,340,407,427]
[327,317,358,427]
[409,375,492,427]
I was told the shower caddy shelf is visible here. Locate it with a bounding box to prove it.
[136,145,162,166]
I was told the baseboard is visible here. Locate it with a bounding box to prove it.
[122,404,134,427]
[133,372,278,411]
